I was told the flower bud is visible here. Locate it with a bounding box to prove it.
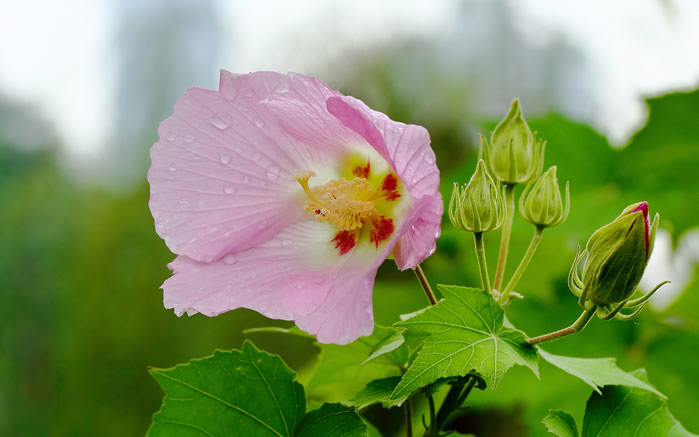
[580,202,658,305]
[519,166,570,228]
[449,160,505,233]
[481,99,545,185]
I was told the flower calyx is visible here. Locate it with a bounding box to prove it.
[481,99,545,185]
[449,159,505,233]
[519,166,570,229]
[568,201,668,321]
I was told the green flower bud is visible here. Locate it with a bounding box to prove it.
[580,202,658,305]
[519,166,570,228]
[449,160,505,233]
[481,99,545,185]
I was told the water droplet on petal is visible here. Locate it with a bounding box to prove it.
[282,239,292,246]
[224,185,236,194]
[223,255,237,265]
[426,154,435,164]
[166,132,176,141]
[183,134,194,143]
[210,117,229,130]
[220,154,231,165]
[168,167,177,172]
[295,282,304,289]
[244,91,254,98]
[266,166,280,180]
[243,176,251,184]
[255,119,265,128]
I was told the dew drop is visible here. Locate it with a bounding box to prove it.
[224,185,236,194]
[168,167,177,172]
[210,118,229,130]
[243,176,251,184]
[295,282,304,289]
[223,254,237,265]
[166,132,177,141]
[426,154,435,164]
[220,154,231,165]
[244,91,254,98]
[282,239,292,246]
[266,166,280,180]
[183,134,194,143]
[255,119,265,128]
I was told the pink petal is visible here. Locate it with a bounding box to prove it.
[148,71,356,263]
[162,221,341,320]
[296,266,378,345]
[326,96,442,269]
[393,193,443,270]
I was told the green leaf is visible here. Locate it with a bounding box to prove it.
[148,341,305,437]
[352,376,405,409]
[391,286,539,399]
[294,403,367,437]
[542,410,579,437]
[306,325,404,402]
[362,331,407,366]
[582,369,696,437]
[539,349,664,397]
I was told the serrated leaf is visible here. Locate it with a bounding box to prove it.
[391,286,539,399]
[539,349,665,397]
[148,341,305,437]
[582,369,697,437]
[542,410,579,437]
[352,376,406,409]
[294,403,367,437]
[361,330,408,367]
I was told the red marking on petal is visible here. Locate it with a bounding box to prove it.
[369,216,394,247]
[627,201,650,258]
[315,209,321,215]
[381,173,401,201]
[332,230,357,255]
[352,161,371,179]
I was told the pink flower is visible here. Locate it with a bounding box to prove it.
[148,71,442,344]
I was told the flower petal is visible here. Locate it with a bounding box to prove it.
[162,221,342,320]
[326,96,440,199]
[296,266,378,345]
[326,96,442,269]
[393,193,443,270]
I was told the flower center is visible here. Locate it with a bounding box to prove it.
[296,171,379,231]
[295,157,404,256]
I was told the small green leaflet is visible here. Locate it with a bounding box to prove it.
[352,376,405,409]
[390,286,539,399]
[542,370,697,437]
[543,410,579,437]
[539,349,665,397]
[295,403,367,437]
[147,340,305,437]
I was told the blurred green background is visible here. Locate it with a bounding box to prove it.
[1,1,698,436]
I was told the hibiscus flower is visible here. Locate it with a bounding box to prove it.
[148,71,442,344]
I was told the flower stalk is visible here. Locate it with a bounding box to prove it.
[415,264,438,306]
[473,232,492,294]
[527,304,597,345]
[500,226,543,304]
[493,183,516,290]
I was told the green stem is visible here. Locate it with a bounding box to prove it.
[493,183,516,291]
[455,377,478,406]
[415,264,438,306]
[428,394,436,430]
[499,226,543,304]
[433,383,464,433]
[473,232,491,293]
[527,305,597,345]
[405,397,413,437]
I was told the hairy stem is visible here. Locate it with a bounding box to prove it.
[527,305,597,345]
[493,183,516,291]
[500,226,543,304]
[473,232,491,293]
[433,383,464,433]
[415,264,438,306]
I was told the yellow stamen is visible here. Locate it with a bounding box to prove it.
[296,171,379,231]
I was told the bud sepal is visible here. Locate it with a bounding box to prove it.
[449,159,505,233]
[519,166,570,229]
